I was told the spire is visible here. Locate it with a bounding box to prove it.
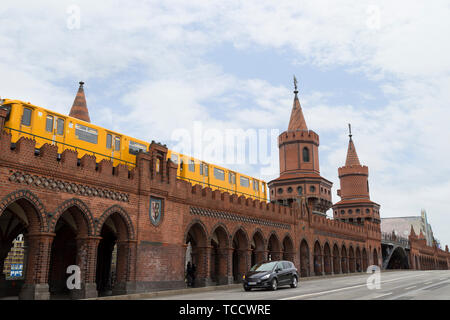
[288,75,308,131]
[410,225,416,237]
[69,81,91,123]
[345,124,361,166]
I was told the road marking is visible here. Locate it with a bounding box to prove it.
[404,286,416,290]
[373,292,392,299]
[280,273,427,300]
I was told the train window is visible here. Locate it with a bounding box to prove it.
[200,163,203,175]
[253,179,259,191]
[21,108,32,126]
[204,165,208,176]
[214,168,225,180]
[229,172,236,185]
[75,124,98,144]
[56,118,64,135]
[171,154,179,164]
[129,140,147,155]
[115,137,121,151]
[188,159,195,172]
[0,105,11,121]
[106,134,112,149]
[240,176,249,188]
[46,115,54,132]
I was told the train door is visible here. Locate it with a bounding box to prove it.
[44,114,66,152]
[229,171,237,194]
[18,106,34,138]
[200,162,209,187]
[106,133,122,164]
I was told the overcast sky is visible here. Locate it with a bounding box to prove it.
[1,1,449,248]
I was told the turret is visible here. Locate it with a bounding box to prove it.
[268,76,332,215]
[332,125,380,225]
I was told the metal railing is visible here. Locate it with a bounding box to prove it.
[177,175,268,202]
[381,232,410,248]
[4,126,135,167]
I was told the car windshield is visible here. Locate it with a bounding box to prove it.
[250,261,278,272]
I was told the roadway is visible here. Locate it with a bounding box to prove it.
[145,270,450,300]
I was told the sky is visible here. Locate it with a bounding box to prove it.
[1,1,449,248]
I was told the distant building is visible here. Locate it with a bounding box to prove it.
[381,209,436,246]
[2,234,25,279]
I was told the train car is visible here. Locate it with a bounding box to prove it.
[0,99,149,167]
[167,150,267,201]
[0,98,268,201]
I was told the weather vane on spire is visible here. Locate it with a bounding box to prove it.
[293,75,298,93]
[348,123,352,141]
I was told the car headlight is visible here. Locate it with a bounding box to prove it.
[261,274,270,280]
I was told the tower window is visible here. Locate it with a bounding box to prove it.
[287,187,293,193]
[297,186,303,195]
[277,188,283,194]
[302,147,310,162]
[310,186,316,193]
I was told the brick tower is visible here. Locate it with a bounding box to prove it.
[268,78,333,216]
[332,125,381,224]
[69,81,91,123]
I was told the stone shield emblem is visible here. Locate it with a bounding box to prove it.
[150,197,163,226]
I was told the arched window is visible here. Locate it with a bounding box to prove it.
[303,147,310,162]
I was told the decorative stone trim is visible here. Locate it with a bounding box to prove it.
[8,171,129,203]
[190,207,291,230]
[314,230,364,242]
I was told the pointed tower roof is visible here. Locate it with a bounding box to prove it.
[69,81,90,123]
[288,76,308,131]
[345,124,361,166]
[409,225,416,237]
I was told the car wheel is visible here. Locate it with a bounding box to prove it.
[244,286,251,292]
[290,276,298,288]
[270,278,278,291]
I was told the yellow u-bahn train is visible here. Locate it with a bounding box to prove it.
[0,98,268,201]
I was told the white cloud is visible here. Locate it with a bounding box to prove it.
[1,0,449,246]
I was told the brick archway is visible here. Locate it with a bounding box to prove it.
[0,189,48,233]
[341,245,348,273]
[332,243,340,274]
[250,229,266,266]
[0,190,50,300]
[313,241,322,275]
[49,198,95,236]
[209,223,230,285]
[96,205,136,296]
[282,234,295,263]
[231,227,249,282]
[96,205,135,240]
[362,248,368,271]
[48,199,98,299]
[300,239,310,277]
[356,247,362,272]
[323,242,332,275]
[267,232,281,261]
[348,246,355,272]
[185,220,209,287]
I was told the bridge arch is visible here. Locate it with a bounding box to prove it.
[299,239,310,277]
[231,226,249,282]
[184,220,209,286]
[0,190,49,299]
[386,246,409,269]
[332,243,340,274]
[95,205,135,296]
